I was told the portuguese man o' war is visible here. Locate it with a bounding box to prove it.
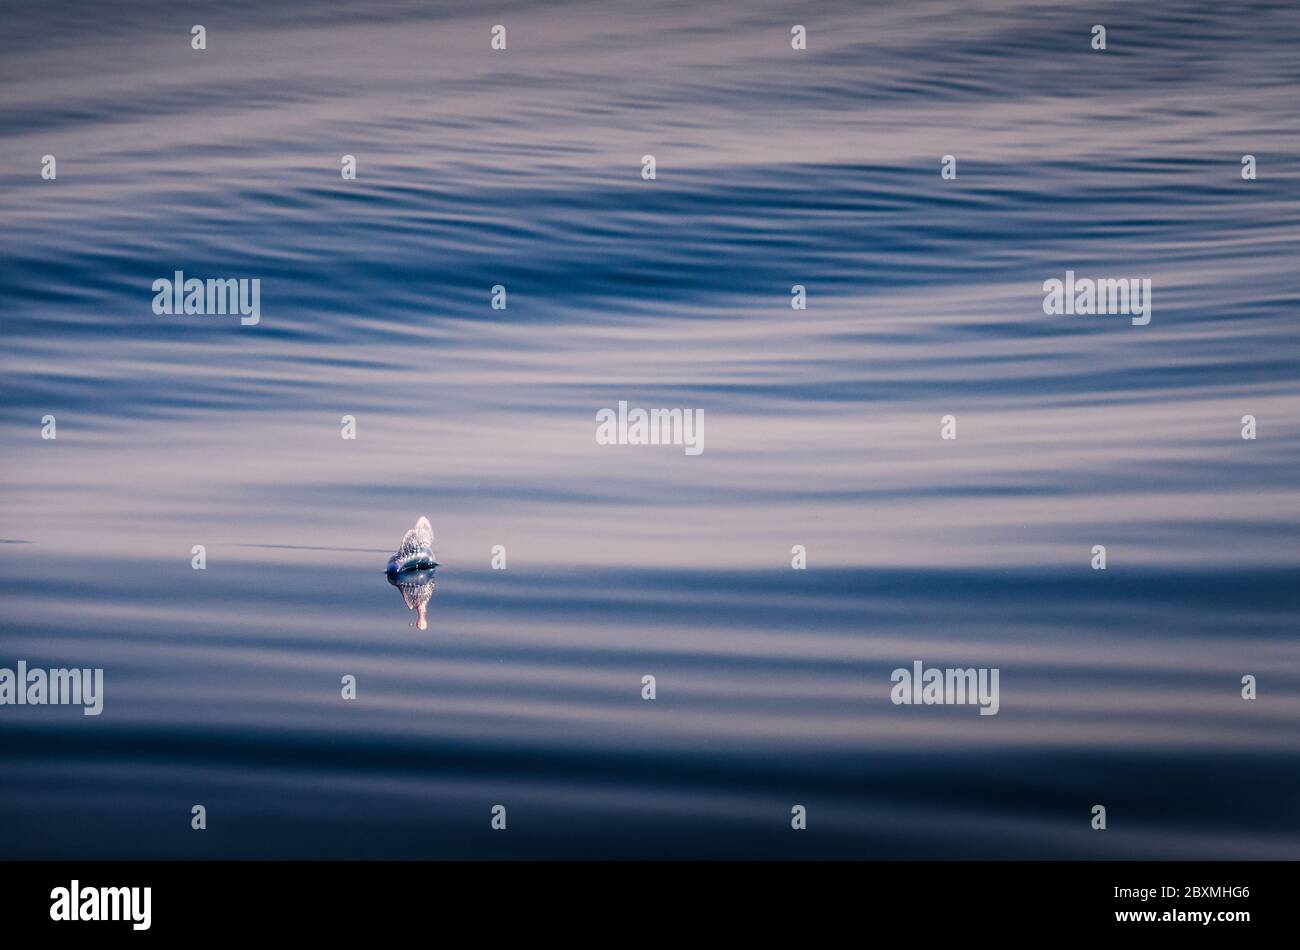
[386,516,438,574]
[385,517,438,629]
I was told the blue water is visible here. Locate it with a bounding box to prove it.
[2,0,1298,858]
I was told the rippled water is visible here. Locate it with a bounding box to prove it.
[2,0,1298,858]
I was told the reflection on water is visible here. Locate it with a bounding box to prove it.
[387,568,436,630]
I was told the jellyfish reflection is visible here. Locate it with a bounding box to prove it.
[387,568,436,630]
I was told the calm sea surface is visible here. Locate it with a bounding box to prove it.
[2,0,1298,858]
